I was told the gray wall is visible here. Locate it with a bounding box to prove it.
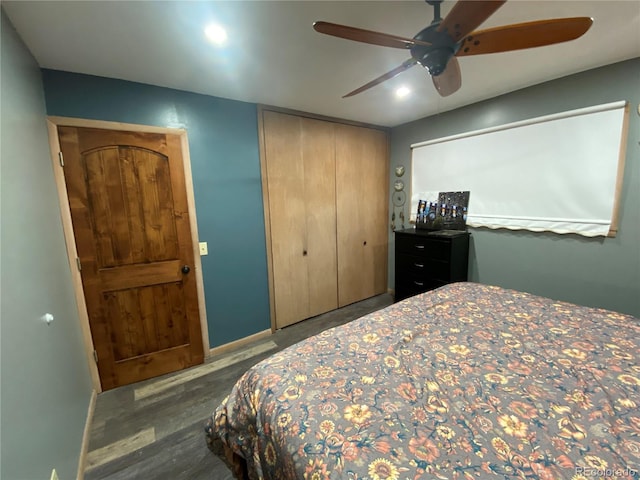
[389,58,640,317]
[0,9,93,480]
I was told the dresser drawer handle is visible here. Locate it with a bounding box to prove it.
[414,263,424,268]
[413,281,424,286]
[414,245,425,249]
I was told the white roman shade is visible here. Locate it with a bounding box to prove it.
[410,101,629,237]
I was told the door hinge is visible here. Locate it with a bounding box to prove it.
[58,151,64,167]
[76,257,82,271]
[93,350,98,363]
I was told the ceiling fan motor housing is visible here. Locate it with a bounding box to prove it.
[411,24,458,76]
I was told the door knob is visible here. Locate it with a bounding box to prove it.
[181,265,191,274]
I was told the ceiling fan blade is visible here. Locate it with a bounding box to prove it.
[343,59,418,98]
[456,17,593,56]
[437,1,507,42]
[313,21,431,49]
[432,57,462,97]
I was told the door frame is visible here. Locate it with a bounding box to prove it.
[46,116,210,393]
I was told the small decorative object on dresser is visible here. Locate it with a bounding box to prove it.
[415,190,469,231]
[394,228,469,302]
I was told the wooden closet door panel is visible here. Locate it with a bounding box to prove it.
[336,124,364,307]
[263,111,309,328]
[361,128,389,297]
[336,124,389,307]
[302,118,338,317]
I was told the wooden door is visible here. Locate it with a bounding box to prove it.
[336,124,389,307]
[59,126,204,390]
[263,111,337,328]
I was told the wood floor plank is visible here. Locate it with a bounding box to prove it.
[133,340,278,400]
[85,427,156,471]
[85,420,226,480]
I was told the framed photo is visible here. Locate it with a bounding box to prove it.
[416,191,469,231]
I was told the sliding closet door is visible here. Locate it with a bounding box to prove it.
[263,111,337,328]
[264,112,308,328]
[336,124,389,307]
[302,117,338,318]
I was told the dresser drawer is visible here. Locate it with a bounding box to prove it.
[395,277,446,301]
[395,234,451,261]
[394,229,470,303]
[396,253,451,281]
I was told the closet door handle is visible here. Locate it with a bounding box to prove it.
[413,281,424,286]
[303,250,308,256]
[414,263,424,268]
[414,244,425,250]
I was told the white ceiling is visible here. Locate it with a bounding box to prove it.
[3,0,640,127]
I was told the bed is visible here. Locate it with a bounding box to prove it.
[206,282,640,479]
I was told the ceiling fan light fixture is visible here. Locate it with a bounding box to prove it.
[205,24,228,46]
[396,86,411,98]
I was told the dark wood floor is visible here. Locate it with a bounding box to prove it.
[83,293,394,480]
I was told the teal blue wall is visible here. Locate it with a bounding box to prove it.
[41,70,270,348]
[1,10,93,479]
[389,58,640,317]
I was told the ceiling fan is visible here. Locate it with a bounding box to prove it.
[313,0,593,98]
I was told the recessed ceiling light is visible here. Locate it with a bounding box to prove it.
[205,24,228,45]
[396,86,411,98]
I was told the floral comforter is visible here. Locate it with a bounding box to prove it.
[206,282,640,479]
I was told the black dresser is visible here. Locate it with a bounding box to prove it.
[394,228,470,302]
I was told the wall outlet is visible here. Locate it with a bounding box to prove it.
[50,469,59,480]
[199,242,208,256]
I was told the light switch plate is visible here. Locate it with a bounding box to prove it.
[199,242,208,256]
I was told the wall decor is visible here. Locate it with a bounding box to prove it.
[393,190,406,207]
[391,180,406,231]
